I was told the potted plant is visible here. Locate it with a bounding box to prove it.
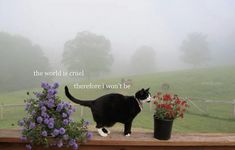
[18,82,92,150]
[153,92,190,140]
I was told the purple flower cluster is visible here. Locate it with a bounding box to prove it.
[59,127,66,134]
[19,82,90,150]
[41,82,51,89]
[19,120,25,126]
[20,136,27,141]
[47,99,55,108]
[48,122,54,129]
[41,106,47,112]
[41,131,48,137]
[41,82,59,99]
[87,132,93,140]
[37,116,43,124]
[43,118,49,124]
[69,139,79,150]
[53,129,59,136]
[83,120,90,126]
[35,92,43,98]
[56,103,63,112]
[29,122,35,129]
[57,139,63,148]
[63,119,69,125]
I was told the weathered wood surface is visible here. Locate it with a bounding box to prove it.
[1,129,235,150]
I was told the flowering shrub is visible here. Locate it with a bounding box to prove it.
[153,92,190,120]
[18,82,92,150]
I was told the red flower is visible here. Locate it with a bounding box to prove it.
[164,104,172,110]
[176,107,181,111]
[181,101,186,106]
[176,99,181,104]
[153,92,190,120]
[163,94,172,101]
[166,112,169,118]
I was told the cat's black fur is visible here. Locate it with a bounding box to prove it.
[64,86,150,136]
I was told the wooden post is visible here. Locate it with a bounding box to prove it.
[81,106,84,117]
[0,103,3,120]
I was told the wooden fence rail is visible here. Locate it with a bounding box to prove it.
[189,99,235,117]
[1,98,235,120]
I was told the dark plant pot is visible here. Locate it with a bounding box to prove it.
[154,116,174,140]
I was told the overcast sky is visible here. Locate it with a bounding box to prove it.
[1,0,235,71]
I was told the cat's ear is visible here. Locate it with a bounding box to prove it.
[145,88,150,92]
[138,88,145,95]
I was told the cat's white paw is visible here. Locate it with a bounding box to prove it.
[98,128,108,137]
[102,128,111,134]
[125,133,131,137]
[106,128,111,134]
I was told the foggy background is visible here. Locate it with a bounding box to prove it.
[1,0,235,91]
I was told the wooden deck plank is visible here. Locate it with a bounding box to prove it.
[1,129,235,150]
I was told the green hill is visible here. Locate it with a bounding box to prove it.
[0,65,235,132]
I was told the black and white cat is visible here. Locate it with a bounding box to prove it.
[64,86,151,137]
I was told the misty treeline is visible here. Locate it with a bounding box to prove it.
[62,31,113,78]
[62,31,157,76]
[0,31,234,92]
[0,32,50,92]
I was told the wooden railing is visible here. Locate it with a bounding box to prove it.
[1,129,235,150]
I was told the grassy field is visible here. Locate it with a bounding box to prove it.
[0,65,235,133]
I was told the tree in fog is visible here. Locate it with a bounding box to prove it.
[221,33,235,64]
[130,46,156,74]
[180,33,210,66]
[62,31,113,77]
[0,32,50,92]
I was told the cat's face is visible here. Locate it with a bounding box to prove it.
[135,88,151,103]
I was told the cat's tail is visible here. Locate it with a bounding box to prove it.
[65,86,93,107]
